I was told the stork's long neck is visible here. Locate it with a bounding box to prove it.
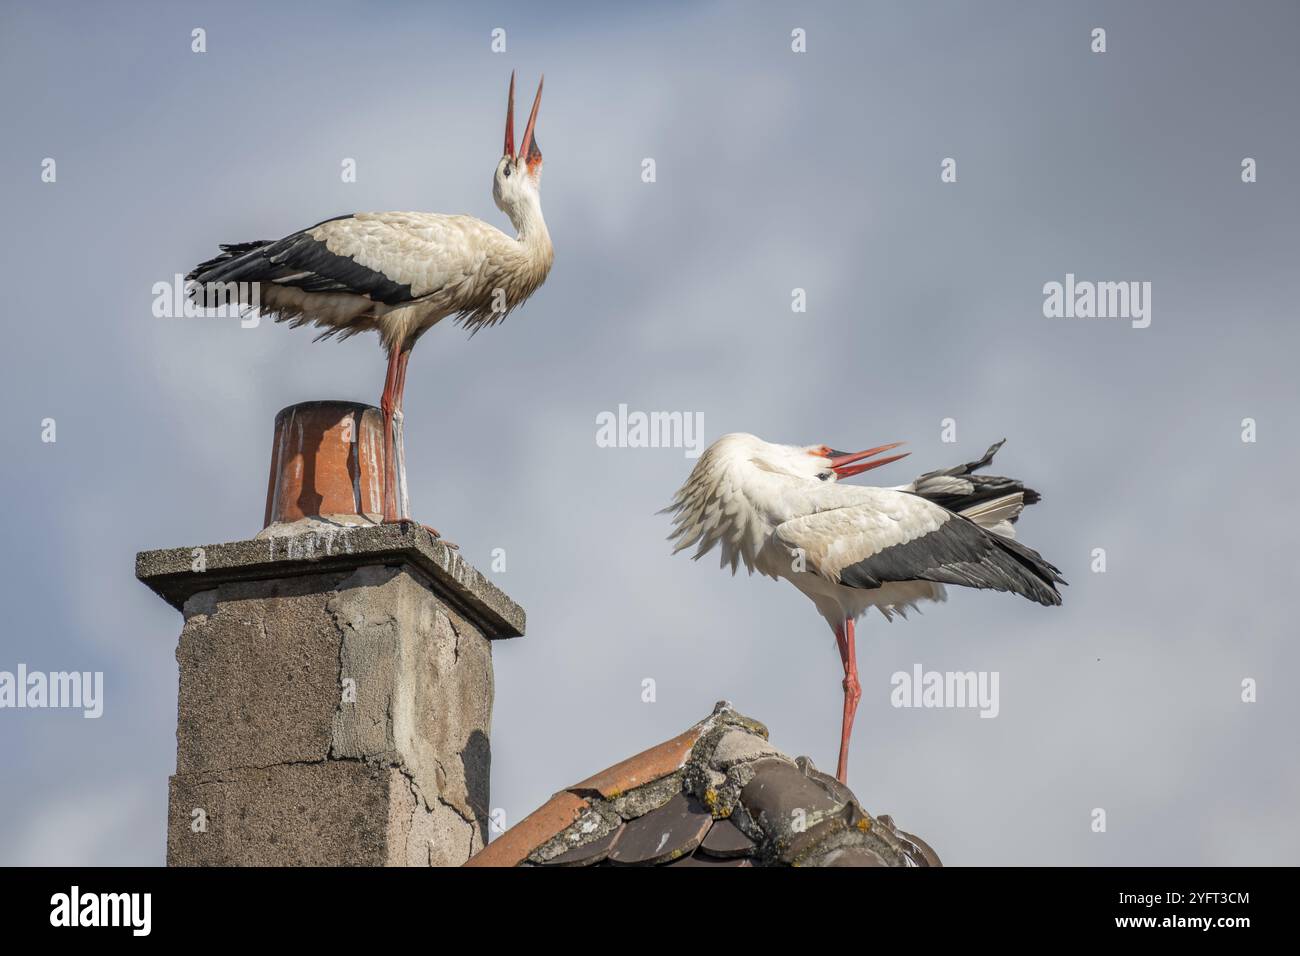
[508,193,553,268]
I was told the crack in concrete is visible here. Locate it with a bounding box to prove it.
[393,759,476,865]
[190,753,402,777]
[445,611,462,663]
[430,756,476,826]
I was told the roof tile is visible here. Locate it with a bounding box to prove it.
[698,817,758,859]
[740,757,843,826]
[463,702,939,868]
[571,726,703,798]
[606,792,713,865]
[539,824,624,867]
[667,853,755,867]
[822,846,888,867]
[463,790,589,868]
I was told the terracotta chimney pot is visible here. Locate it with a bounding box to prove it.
[263,400,390,527]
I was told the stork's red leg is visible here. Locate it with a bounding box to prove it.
[379,348,402,523]
[392,348,416,525]
[380,348,443,539]
[835,616,861,785]
[393,346,411,411]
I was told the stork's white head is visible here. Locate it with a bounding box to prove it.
[493,71,545,227]
[693,433,910,484]
[663,433,909,571]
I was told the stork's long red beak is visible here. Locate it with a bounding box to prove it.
[504,72,543,168]
[828,442,909,478]
[518,74,543,169]
[504,71,516,157]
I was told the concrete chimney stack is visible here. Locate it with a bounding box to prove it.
[136,400,524,866]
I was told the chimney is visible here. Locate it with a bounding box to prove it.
[136,400,524,866]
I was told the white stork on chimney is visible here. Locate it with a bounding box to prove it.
[664,434,1065,785]
[187,73,553,529]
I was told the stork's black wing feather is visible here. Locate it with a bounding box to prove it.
[186,215,417,306]
[838,514,1065,606]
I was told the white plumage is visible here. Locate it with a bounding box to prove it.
[254,209,554,351]
[186,73,551,526]
[768,487,952,624]
[665,432,1064,783]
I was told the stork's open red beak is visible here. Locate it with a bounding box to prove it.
[504,71,516,157]
[519,74,543,170]
[828,442,910,478]
[504,72,544,169]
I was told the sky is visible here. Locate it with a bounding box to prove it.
[1,0,1297,866]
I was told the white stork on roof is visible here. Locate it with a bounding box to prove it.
[187,73,552,529]
[665,433,1065,785]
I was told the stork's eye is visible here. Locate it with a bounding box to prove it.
[503,163,512,178]
[817,472,831,481]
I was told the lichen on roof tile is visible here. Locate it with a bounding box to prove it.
[528,800,623,864]
[537,825,624,867]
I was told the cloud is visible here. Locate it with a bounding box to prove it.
[2,0,1297,865]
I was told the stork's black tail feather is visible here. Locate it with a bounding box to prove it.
[918,440,1066,599]
[908,439,1041,518]
[185,240,279,309]
[187,241,275,281]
